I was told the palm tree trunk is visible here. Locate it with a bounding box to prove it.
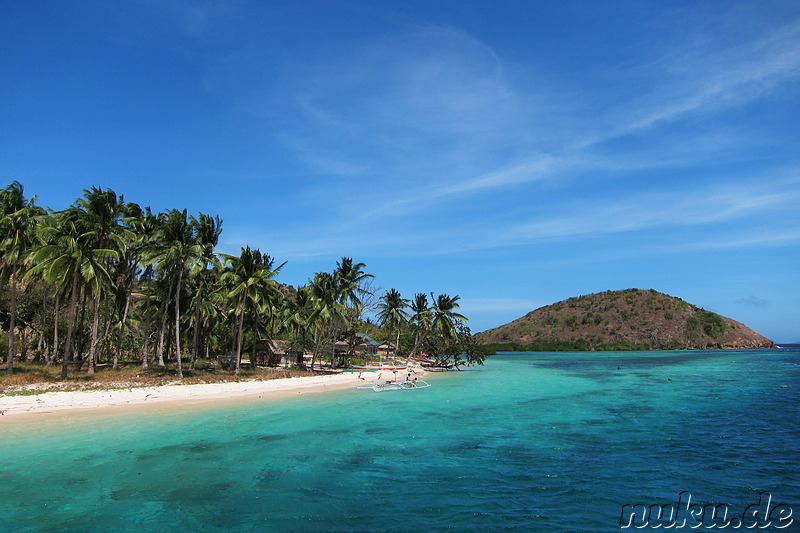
[114,292,130,370]
[234,305,245,375]
[410,322,433,358]
[74,285,88,368]
[87,291,102,376]
[156,277,174,368]
[174,269,184,378]
[310,325,322,371]
[140,287,152,368]
[99,294,114,364]
[190,296,201,370]
[34,289,47,363]
[35,327,44,363]
[327,322,336,369]
[395,327,401,360]
[51,292,60,367]
[61,270,80,380]
[6,269,17,375]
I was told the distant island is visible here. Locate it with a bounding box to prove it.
[477,289,774,351]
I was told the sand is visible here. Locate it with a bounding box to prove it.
[0,369,424,421]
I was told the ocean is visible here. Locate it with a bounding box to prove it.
[1,348,798,532]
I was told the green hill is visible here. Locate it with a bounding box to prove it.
[477,289,774,351]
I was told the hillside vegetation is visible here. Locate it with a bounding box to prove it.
[477,289,774,351]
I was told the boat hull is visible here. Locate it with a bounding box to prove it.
[347,363,408,372]
[357,380,431,392]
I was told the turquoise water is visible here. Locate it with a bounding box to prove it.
[1,348,798,532]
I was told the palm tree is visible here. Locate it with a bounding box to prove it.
[130,206,160,368]
[221,246,283,375]
[280,286,315,367]
[0,181,44,374]
[376,288,410,359]
[405,292,467,360]
[109,204,143,370]
[151,209,204,378]
[334,257,373,324]
[0,190,37,367]
[29,209,105,379]
[75,187,127,376]
[408,292,431,357]
[188,213,222,369]
[252,252,285,362]
[308,271,347,370]
[429,293,468,349]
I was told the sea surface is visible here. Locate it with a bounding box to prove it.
[1,348,798,532]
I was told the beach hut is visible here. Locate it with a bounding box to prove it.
[334,333,380,356]
[376,343,396,357]
[244,339,290,366]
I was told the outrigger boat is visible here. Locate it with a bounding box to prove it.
[357,379,431,392]
[345,362,408,372]
[410,354,436,366]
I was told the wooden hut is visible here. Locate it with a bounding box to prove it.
[244,339,290,366]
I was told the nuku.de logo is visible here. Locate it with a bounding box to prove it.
[619,491,793,529]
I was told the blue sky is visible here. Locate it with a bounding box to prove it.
[2,1,799,342]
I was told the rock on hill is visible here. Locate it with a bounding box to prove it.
[477,289,774,350]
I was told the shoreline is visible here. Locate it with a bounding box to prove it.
[0,368,427,422]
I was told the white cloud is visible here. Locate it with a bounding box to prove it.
[287,17,800,227]
[206,10,800,269]
[605,19,800,136]
[494,178,800,244]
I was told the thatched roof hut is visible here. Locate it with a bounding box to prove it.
[244,339,291,366]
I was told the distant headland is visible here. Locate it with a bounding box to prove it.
[477,289,774,351]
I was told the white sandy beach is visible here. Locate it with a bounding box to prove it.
[0,369,422,420]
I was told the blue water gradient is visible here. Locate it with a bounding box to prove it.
[2,348,798,532]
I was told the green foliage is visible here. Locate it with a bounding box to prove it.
[482,339,648,353]
[422,324,489,368]
[398,333,415,355]
[0,181,479,380]
[594,342,648,351]
[687,309,726,341]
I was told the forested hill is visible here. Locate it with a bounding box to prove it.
[477,289,774,351]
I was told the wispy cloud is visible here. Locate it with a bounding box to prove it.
[661,228,800,254]
[245,171,800,263]
[736,296,769,308]
[196,8,800,271]
[486,177,800,245]
[603,19,800,137]
[275,17,800,233]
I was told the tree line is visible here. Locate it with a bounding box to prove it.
[0,181,484,378]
